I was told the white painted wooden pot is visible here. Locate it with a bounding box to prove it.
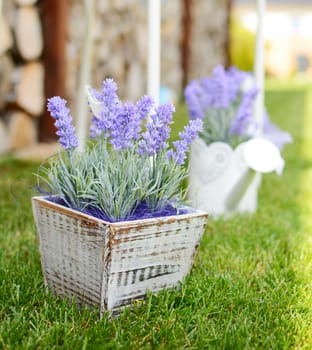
[188,138,262,217]
[32,196,208,316]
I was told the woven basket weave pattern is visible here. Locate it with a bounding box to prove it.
[32,197,208,313]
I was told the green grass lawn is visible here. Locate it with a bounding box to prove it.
[1,81,312,349]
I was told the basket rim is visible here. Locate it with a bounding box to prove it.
[32,196,209,227]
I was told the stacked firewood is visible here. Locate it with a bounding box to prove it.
[65,0,183,104]
[0,0,43,154]
[189,0,230,80]
[65,0,229,105]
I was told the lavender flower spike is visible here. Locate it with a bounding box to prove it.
[47,96,78,150]
[138,103,175,156]
[229,86,258,136]
[169,119,203,165]
[88,78,122,138]
[184,81,205,120]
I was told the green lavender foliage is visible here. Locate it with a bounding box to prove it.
[200,105,241,145]
[37,150,94,211]
[80,138,150,220]
[144,152,187,211]
[36,138,187,221]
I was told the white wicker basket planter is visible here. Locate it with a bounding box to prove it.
[32,196,208,315]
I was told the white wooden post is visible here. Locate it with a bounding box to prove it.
[147,0,161,105]
[76,0,96,150]
[254,0,266,132]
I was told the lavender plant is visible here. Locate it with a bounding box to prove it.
[185,65,258,147]
[37,79,202,222]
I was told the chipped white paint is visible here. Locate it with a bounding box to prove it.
[32,197,208,316]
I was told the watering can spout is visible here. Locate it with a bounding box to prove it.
[225,138,284,211]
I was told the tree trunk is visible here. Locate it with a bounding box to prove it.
[39,0,68,141]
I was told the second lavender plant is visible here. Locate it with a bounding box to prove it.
[185,65,258,147]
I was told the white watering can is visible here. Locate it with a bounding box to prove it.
[188,137,284,217]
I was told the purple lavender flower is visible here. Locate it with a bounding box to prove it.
[89,120,100,139]
[47,96,78,150]
[229,86,258,136]
[185,65,237,119]
[89,78,122,138]
[184,81,205,120]
[227,66,250,103]
[168,119,203,165]
[200,77,215,108]
[136,95,154,121]
[110,102,139,150]
[184,65,260,145]
[137,103,174,156]
[89,79,174,153]
[89,85,155,150]
[211,65,231,109]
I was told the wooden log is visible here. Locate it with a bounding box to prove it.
[16,61,44,116]
[8,111,37,150]
[14,142,61,161]
[0,55,14,109]
[0,14,13,55]
[15,6,43,60]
